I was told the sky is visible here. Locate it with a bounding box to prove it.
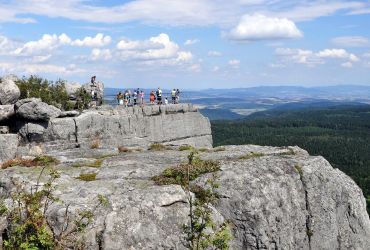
[0,0,370,89]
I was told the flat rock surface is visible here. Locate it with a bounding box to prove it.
[0,145,369,249]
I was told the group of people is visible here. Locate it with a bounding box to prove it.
[116,88,180,107]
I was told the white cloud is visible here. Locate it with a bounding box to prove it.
[14,33,71,56]
[275,48,321,65]
[71,33,111,47]
[228,14,303,41]
[275,47,360,67]
[188,63,201,72]
[212,66,220,72]
[208,51,222,57]
[184,39,199,46]
[90,48,112,61]
[317,49,359,62]
[332,36,370,47]
[116,33,193,65]
[341,62,353,68]
[0,61,84,75]
[0,0,366,26]
[228,59,240,68]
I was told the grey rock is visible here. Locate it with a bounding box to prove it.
[21,104,212,151]
[0,76,20,105]
[64,82,82,96]
[16,98,61,121]
[18,121,47,140]
[0,105,15,122]
[0,134,18,163]
[58,110,80,118]
[0,145,368,249]
[83,81,104,100]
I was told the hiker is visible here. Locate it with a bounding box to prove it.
[91,75,96,84]
[171,89,176,104]
[124,90,129,107]
[140,90,145,105]
[164,97,169,105]
[149,91,155,104]
[133,89,138,105]
[116,91,124,105]
[156,87,162,105]
[175,89,180,104]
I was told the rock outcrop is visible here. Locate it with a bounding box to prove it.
[0,105,15,122]
[16,104,212,152]
[0,145,369,249]
[15,98,62,121]
[0,75,20,105]
[0,134,18,163]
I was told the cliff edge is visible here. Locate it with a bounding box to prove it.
[0,145,369,249]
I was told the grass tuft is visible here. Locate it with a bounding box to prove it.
[213,146,226,152]
[179,145,194,151]
[76,172,97,181]
[90,139,100,149]
[149,143,167,151]
[1,155,58,169]
[238,152,265,160]
[295,164,303,178]
[152,158,220,186]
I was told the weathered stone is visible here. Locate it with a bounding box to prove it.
[18,122,47,141]
[16,98,61,121]
[0,105,15,122]
[0,126,9,134]
[58,110,80,118]
[0,75,20,105]
[65,82,82,96]
[0,134,18,163]
[21,104,212,151]
[0,145,368,249]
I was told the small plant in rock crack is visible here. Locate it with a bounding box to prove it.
[0,166,109,250]
[182,151,232,250]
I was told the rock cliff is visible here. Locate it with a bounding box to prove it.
[0,145,369,249]
[14,103,212,155]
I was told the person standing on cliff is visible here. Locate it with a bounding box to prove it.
[150,91,155,104]
[156,87,162,105]
[140,90,145,106]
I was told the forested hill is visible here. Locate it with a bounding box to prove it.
[212,105,370,214]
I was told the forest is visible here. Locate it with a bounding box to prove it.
[212,105,370,214]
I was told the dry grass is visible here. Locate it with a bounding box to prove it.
[90,139,101,149]
[213,146,226,152]
[118,146,132,153]
[1,155,59,169]
[238,152,265,160]
[149,143,167,151]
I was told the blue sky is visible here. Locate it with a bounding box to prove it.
[0,0,370,89]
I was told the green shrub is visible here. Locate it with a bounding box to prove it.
[152,153,220,186]
[16,76,72,111]
[1,167,109,249]
[76,172,97,181]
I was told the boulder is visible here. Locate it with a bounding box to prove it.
[0,105,15,122]
[0,75,20,105]
[0,126,9,134]
[65,82,82,96]
[0,134,18,163]
[83,81,104,100]
[15,98,61,121]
